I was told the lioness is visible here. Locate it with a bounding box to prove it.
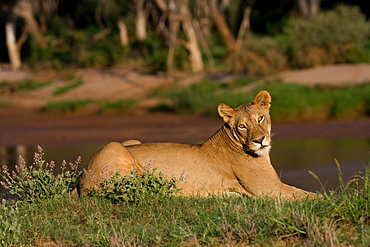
[79,90,314,198]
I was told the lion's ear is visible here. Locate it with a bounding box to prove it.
[253,90,271,110]
[218,103,236,122]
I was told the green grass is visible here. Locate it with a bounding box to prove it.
[0,100,11,108]
[0,79,52,92]
[53,80,83,95]
[42,99,96,113]
[151,78,370,122]
[1,148,369,246]
[42,99,138,114]
[1,181,369,246]
[18,79,52,91]
[99,99,137,113]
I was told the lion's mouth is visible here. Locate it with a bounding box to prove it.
[243,144,271,157]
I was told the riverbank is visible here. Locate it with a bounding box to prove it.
[0,110,369,146]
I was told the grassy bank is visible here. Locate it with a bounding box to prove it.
[1,148,369,246]
[1,183,369,246]
[151,79,370,122]
[1,73,369,123]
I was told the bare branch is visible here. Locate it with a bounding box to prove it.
[16,28,29,49]
[235,7,251,52]
[92,28,111,42]
[193,19,214,69]
[154,0,168,12]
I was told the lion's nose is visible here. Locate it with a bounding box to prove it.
[253,136,265,145]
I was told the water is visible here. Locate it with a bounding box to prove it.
[270,138,369,192]
[1,138,369,195]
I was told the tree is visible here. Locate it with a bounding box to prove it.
[297,0,320,17]
[3,0,23,70]
[135,0,147,41]
[209,0,253,56]
[154,0,204,73]
[2,0,59,70]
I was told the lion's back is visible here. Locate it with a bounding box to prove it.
[127,142,204,175]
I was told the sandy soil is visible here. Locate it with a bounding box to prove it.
[1,63,370,110]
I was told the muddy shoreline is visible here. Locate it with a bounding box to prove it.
[0,110,369,147]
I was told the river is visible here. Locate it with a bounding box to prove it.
[0,111,369,195]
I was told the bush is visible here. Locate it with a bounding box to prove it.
[343,42,370,63]
[0,206,21,246]
[89,167,183,204]
[232,37,287,75]
[285,5,370,68]
[0,146,82,202]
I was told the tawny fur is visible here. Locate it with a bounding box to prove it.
[79,91,314,198]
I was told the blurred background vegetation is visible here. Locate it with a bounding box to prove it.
[1,0,369,75]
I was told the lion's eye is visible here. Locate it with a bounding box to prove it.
[257,116,264,123]
[238,124,247,129]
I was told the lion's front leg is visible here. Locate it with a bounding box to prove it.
[78,142,143,195]
[233,155,316,199]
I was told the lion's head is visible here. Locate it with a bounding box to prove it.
[218,90,272,157]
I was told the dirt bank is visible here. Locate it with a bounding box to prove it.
[1,64,370,110]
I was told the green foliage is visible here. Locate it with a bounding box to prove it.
[0,146,82,202]
[152,78,370,122]
[0,206,21,246]
[27,23,129,69]
[233,5,370,73]
[263,81,370,122]
[42,99,96,113]
[53,80,83,95]
[343,41,370,63]
[151,78,257,116]
[0,100,11,108]
[17,80,51,91]
[0,79,52,92]
[310,159,370,226]
[285,5,370,68]
[0,146,368,245]
[99,98,137,113]
[90,167,182,204]
[232,37,287,75]
[0,158,369,245]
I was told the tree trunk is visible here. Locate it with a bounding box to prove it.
[135,0,147,41]
[14,0,45,47]
[6,2,22,70]
[298,0,320,17]
[179,0,204,72]
[235,7,251,52]
[210,0,236,55]
[309,0,320,16]
[117,17,129,47]
[166,0,179,80]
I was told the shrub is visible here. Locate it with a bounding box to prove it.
[285,5,370,68]
[90,167,183,204]
[0,146,82,202]
[232,37,287,75]
[343,42,370,63]
[0,206,21,246]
